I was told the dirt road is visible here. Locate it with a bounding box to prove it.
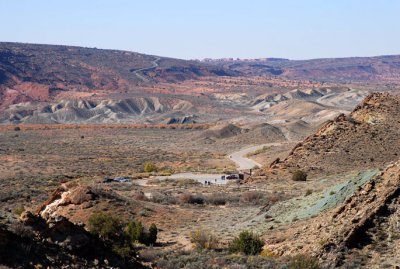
[133,57,161,82]
[229,143,282,170]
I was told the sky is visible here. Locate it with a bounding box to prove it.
[1,0,399,60]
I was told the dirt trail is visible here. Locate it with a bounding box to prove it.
[133,57,161,82]
[229,143,282,170]
[133,143,282,186]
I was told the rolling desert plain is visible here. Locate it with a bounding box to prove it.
[1,42,400,269]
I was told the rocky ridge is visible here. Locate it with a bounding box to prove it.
[270,92,400,176]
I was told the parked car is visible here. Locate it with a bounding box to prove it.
[226,174,239,180]
[114,176,131,183]
[103,177,114,183]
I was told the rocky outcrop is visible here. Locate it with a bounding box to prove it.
[270,92,400,176]
[38,186,99,219]
[20,211,90,251]
[0,211,146,268]
[267,160,400,268]
[317,160,400,266]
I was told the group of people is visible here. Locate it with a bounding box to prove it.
[204,179,218,185]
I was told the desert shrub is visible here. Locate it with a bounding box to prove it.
[127,221,146,244]
[292,170,307,181]
[260,248,275,257]
[148,223,158,245]
[176,178,201,187]
[112,243,133,260]
[151,192,178,204]
[288,254,320,269]
[305,189,313,196]
[14,126,21,131]
[190,194,205,204]
[190,229,219,250]
[269,194,281,204]
[157,170,173,176]
[139,248,161,262]
[179,193,204,204]
[229,230,264,255]
[64,180,79,189]
[88,212,123,241]
[205,193,227,205]
[133,191,148,201]
[139,208,153,217]
[179,192,192,203]
[144,162,157,173]
[240,191,264,205]
[13,205,25,216]
[10,222,35,239]
[246,146,269,157]
[156,250,280,269]
[126,221,157,246]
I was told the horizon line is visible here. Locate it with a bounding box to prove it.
[1,40,399,62]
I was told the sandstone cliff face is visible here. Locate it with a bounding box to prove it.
[271,92,400,176]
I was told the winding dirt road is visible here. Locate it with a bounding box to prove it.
[140,143,282,186]
[133,57,161,82]
[229,143,282,170]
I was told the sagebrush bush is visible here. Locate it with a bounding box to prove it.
[260,248,275,257]
[144,162,157,172]
[156,250,280,269]
[133,191,148,201]
[229,230,264,255]
[13,205,25,216]
[179,193,204,204]
[151,192,178,204]
[205,193,227,205]
[139,248,161,262]
[292,170,307,181]
[190,229,219,250]
[241,191,264,205]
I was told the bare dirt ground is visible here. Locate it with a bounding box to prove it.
[0,125,300,249]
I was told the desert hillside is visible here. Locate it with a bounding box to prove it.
[206,56,400,85]
[269,92,400,176]
[0,42,235,109]
[265,159,400,268]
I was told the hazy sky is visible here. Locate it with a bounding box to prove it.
[1,0,399,59]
